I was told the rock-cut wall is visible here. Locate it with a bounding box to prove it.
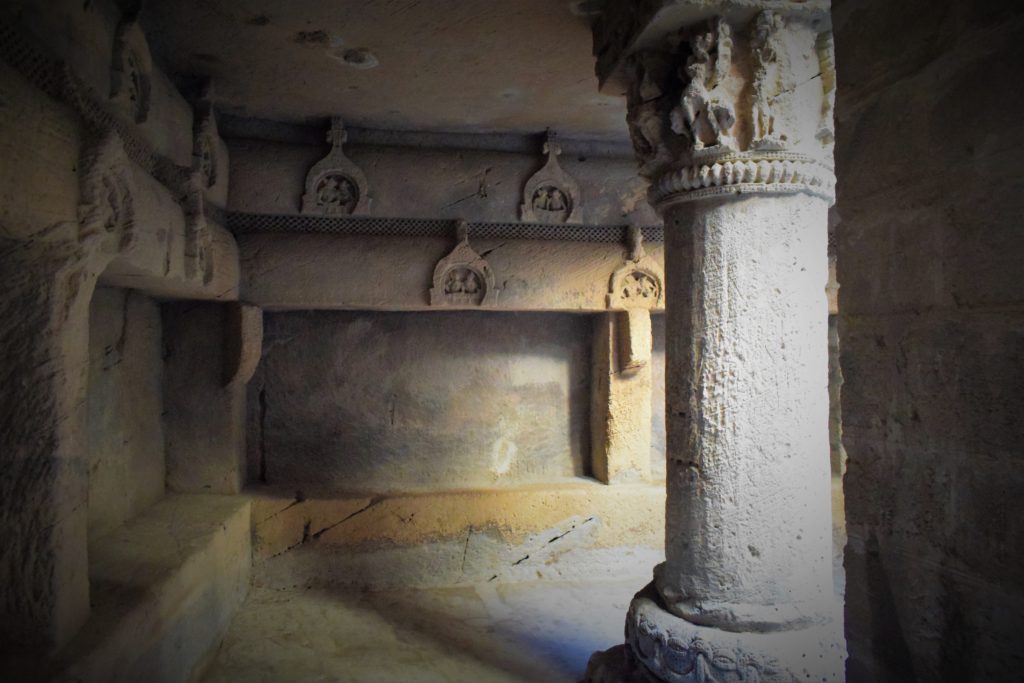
[834,1,1024,680]
[87,288,166,541]
[249,310,594,491]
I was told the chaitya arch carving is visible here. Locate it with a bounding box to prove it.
[301,117,371,216]
[607,226,664,310]
[430,220,498,307]
[520,130,582,224]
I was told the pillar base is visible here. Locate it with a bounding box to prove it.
[586,585,844,683]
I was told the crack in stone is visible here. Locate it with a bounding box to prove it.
[458,526,473,579]
[263,490,306,522]
[441,167,492,208]
[548,516,595,544]
[478,242,506,258]
[267,497,385,559]
[311,496,384,540]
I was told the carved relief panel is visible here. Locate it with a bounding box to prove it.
[623,12,838,207]
[608,227,664,310]
[301,117,371,216]
[430,221,497,307]
[520,131,582,224]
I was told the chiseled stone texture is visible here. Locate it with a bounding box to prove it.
[0,239,100,653]
[251,310,592,490]
[834,1,1024,680]
[660,193,835,631]
[86,288,166,541]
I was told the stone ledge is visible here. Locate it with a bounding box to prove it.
[46,494,251,683]
[249,481,666,590]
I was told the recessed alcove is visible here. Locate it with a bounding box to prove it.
[249,309,667,492]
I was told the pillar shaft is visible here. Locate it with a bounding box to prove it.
[587,4,843,681]
[659,194,833,631]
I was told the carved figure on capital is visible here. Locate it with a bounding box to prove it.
[430,220,498,307]
[626,52,675,175]
[751,11,788,150]
[670,18,736,153]
[520,131,582,224]
[301,117,372,216]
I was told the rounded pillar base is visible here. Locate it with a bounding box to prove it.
[589,584,845,683]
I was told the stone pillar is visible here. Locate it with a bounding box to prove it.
[592,309,653,484]
[587,4,843,681]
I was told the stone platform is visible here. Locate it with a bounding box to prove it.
[42,494,251,683]
[249,481,666,590]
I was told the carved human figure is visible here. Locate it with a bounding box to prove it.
[316,175,356,213]
[533,185,568,213]
[626,54,673,174]
[463,271,480,294]
[623,271,658,301]
[533,187,550,211]
[670,20,736,151]
[548,188,566,211]
[444,268,482,300]
[751,11,786,148]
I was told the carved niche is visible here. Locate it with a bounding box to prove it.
[109,17,153,124]
[301,117,371,216]
[520,131,581,224]
[78,132,136,253]
[430,220,497,307]
[608,226,664,310]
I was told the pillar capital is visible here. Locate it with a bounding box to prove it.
[598,3,836,209]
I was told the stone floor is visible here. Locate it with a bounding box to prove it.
[201,579,639,683]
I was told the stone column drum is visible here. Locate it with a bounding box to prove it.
[588,5,844,682]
